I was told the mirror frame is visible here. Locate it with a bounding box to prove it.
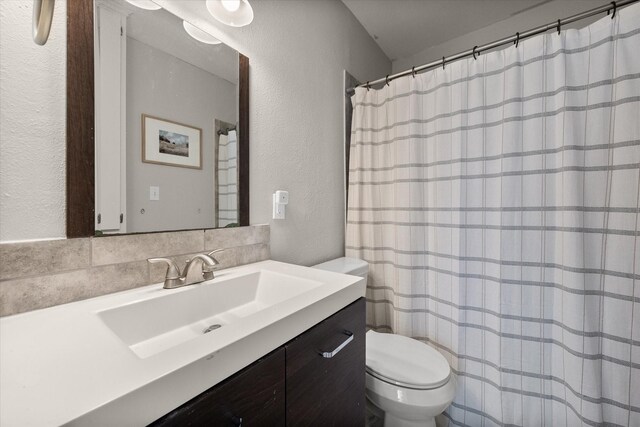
[66,0,249,238]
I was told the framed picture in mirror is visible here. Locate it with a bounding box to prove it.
[142,114,202,169]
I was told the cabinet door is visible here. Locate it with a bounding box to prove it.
[285,298,366,426]
[150,348,285,427]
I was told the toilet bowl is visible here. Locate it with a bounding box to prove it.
[312,258,456,427]
[366,331,456,427]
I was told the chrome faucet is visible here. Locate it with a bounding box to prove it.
[148,252,221,289]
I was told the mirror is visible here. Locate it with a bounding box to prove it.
[91,0,246,235]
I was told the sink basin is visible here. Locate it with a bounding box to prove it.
[98,270,322,358]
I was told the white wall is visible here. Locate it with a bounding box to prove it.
[392,0,603,73]
[126,38,237,233]
[0,0,390,267]
[0,0,67,242]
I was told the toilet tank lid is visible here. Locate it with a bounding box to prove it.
[312,257,368,276]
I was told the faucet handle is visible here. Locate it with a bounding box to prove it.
[148,258,181,279]
[206,249,225,260]
[200,250,225,280]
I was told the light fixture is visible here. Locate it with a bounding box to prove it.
[221,0,240,12]
[182,21,222,45]
[124,0,161,11]
[206,0,254,27]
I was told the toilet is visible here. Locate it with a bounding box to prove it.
[313,257,456,427]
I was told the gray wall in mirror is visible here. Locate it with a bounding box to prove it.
[95,0,240,235]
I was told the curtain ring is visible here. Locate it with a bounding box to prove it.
[442,56,446,70]
[366,81,370,91]
[557,19,561,35]
[472,45,478,60]
[514,32,520,48]
[385,75,390,86]
[411,66,416,78]
[610,1,617,18]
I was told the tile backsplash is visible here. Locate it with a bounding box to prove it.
[0,225,270,317]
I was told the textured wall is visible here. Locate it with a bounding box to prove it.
[0,0,390,269]
[156,0,391,266]
[0,0,67,241]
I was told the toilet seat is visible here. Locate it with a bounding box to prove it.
[366,331,451,390]
[366,370,457,424]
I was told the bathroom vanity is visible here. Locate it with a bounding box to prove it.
[0,261,366,426]
[152,298,365,426]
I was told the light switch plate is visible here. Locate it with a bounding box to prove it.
[150,186,160,201]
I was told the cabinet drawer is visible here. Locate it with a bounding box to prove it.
[285,298,366,426]
[150,347,285,427]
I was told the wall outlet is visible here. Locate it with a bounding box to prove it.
[150,186,160,201]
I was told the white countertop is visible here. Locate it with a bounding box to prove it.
[0,260,365,426]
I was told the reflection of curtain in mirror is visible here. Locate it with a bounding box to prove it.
[218,130,238,227]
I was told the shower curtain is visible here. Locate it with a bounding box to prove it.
[217,129,238,227]
[346,4,640,426]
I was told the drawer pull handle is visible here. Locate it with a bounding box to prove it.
[320,330,353,358]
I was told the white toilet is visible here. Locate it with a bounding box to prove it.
[313,257,456,427]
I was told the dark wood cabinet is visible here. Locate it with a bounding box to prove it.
[151,348,286,427]
[285,298,366,426]
[150,298,365,427]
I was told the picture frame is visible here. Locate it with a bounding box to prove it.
[141,114,202,169]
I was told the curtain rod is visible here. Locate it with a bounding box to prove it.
[217,126,237,136]
[347,0,638,94]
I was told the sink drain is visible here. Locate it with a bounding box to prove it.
[203,324,222,334]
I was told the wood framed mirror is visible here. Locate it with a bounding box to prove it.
[66,0,249,238]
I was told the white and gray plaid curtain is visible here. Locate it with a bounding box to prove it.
[346,5,640,426]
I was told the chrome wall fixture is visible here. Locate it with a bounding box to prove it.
[32,0,55,45]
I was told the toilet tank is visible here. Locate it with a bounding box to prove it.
[312,257,368,285]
